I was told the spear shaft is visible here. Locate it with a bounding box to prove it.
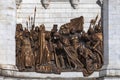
[29,16,30,29]
[33,6,36,27]
[26,21,28,29]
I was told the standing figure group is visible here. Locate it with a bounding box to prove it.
[16,16,103,76]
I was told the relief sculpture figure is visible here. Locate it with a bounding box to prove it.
[21,29,35,71]
[36,24,57,73]
[16,24,24,71]
[30,26,40,69]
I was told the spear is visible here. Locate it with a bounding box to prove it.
[26,21,28,30]
[98,18,101,26]
[29,16,30,29]
[33,6,36,27]
[31,17,33,26]
[92,14,99,29]
[94,14,99,25]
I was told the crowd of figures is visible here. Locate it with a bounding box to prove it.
[16,15,103,76]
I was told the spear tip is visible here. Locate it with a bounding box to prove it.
[35,6,36,12]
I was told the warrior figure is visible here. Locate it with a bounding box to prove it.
[21,29,35,71]
[16,24,24,71]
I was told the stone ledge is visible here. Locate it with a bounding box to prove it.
[0,69,99,79]
[0,64,17,70]
[100,69,120,77]
[1,77,97,80]
[98,77,120,80]
[99,65,120,77]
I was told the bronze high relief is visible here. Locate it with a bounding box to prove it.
[16,15,103,76]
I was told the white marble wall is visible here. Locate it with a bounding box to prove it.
[0,0,16,70]
[100,0,120,79]
[107,0,120,69]
[17,0,101,31]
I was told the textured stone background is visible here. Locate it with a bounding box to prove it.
[0,0,16,65]
[17,0,101,31]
